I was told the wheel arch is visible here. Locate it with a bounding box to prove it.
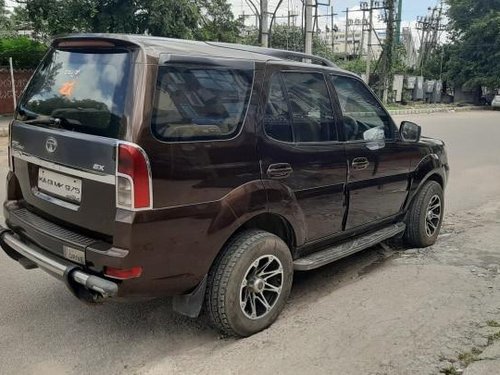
[236,212,297,251]
[404,167,446,212]
[425,172,444,188]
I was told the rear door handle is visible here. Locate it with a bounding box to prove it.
[267,163,293,179]
[351,157,369,170]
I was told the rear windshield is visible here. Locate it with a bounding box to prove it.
[19,48,132,138]
[151,62,254,142]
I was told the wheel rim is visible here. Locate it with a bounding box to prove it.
[425,194,442,237]
[239,255,283,320]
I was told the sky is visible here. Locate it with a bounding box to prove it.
[5,0,444,28]
[231,0,444,27]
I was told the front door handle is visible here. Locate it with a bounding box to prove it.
[267,163,293,179]
[351,157,369,170]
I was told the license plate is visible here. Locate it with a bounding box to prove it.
[38,168,82,203]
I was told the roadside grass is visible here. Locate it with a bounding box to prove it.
[487,330,500,345]
[439,322,500,374]
[440,366,460,375]
[457,347,482,366]
[486,320,500,328]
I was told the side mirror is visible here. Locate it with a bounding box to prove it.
[400,121,421,142]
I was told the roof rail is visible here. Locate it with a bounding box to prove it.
[207,42,338,68]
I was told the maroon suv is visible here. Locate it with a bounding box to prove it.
[0,34,448,337]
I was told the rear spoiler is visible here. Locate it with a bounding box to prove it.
[52,35,142,50]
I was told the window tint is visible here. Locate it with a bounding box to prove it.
[283,72,336,142]
[330,75,393,141]
[151,64,254,142]
[264,74,293,142]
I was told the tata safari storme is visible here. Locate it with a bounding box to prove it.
[0,34,448,337]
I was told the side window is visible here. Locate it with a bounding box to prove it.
[330,75,394,141]
[264,74,293,142]
[264,71,337,143]
[283,72,337,142]
[151,63,254,142]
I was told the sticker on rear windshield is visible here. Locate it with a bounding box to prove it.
[62,69,81,78]
[59,80,76,97]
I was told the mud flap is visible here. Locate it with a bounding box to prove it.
[172,275,207,318]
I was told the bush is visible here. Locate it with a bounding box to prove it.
[0,36,47,69]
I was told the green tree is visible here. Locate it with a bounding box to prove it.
[19,0,241,41]
[20,0,95,38]
[338,59,367,75]
[0,36,47,68]
[196,0,243,42]
[9,5,30,31]
[244,25,340,64]
[445,0,500,89]
[1,0,12,34]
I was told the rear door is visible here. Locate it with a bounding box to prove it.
[328,74,412,229]
[259,64,347,243]
[11,43,138,236]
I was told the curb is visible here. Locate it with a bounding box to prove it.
[388,106,486,116]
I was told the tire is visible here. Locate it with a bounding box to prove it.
[205,230,293,337]
[404,180,444,248]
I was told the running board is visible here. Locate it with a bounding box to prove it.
[293,223,406,271]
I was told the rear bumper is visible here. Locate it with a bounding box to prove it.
[0,226,118,299]
[2,201,206,299]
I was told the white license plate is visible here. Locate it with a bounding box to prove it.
[38,168,82,203]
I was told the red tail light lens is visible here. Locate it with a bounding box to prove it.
[105,266,143,280]
[117,144,152,210]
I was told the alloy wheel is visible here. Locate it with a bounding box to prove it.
[239,255,283,320]
[425,194,442,237]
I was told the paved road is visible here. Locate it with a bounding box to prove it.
[0,111,499,375]
[399,110,500,212]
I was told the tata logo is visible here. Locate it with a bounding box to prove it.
[45,137,58,153]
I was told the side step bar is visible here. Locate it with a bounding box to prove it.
[293,223,406,271]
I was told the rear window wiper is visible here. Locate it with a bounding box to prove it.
[23,115,63,126]
[22,115,81,128]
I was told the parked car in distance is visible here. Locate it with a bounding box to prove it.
[0,34,449,337]
[491,95,500,109]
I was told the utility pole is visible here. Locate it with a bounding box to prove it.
[395,0,403,43]
[261,0,269,47]
[304,0,313,55]
[359,10,366,59]
[331,6,335,52]
[381,0,395,103]
[344,8,349,61]
[416,4,445,72]
[365,0,374,84]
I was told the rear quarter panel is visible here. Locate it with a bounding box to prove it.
[116,63,270,294]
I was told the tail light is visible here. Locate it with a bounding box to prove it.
[116,143,152,210]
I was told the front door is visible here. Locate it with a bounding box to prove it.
[259,65,347,243]
[329,74,412,229]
